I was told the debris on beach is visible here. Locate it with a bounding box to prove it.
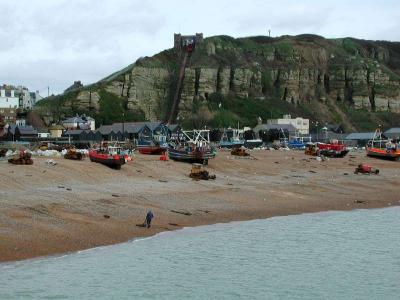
[8,151,33,165]
[64,148,83,160]
[354,164,379,175]
[231,147,250,157]
[0,148,7,157]
[168,223,180,226]
[45,159,57,166]
[189,163,216,180]
[354,200,367,204]
[171,209,192,216]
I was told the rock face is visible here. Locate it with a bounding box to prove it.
[46,35,400,124]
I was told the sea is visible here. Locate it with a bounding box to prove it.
[0,207,399,299]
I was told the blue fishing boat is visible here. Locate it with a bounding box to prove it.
[287,136,312,150]
[219,128,245,148]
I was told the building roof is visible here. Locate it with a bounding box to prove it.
[7,125,38,135]
[384,128,400,134]
[64,129,86,136]
[384,128,400,139]
[345,132,385,140]
[310,131,348,141]
[167,124,180,132]
[49,124,65,130]
[97,122,165,135]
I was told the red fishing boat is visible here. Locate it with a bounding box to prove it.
[316,140,349,158]
[366,129,400,160]
[89,144,129,169]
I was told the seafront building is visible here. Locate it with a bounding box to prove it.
[267,114,309,135]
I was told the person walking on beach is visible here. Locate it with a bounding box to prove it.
[144,210,154,228]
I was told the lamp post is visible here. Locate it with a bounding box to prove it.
[122,112,125,141]
[315,121,319,142]
[322,126,328,142]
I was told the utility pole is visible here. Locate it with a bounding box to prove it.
[47,86,49,97]
[268,29,271,37]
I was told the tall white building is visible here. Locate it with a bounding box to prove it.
[0,89,19,109]
[15,86,43,109]
[267,114,309,135]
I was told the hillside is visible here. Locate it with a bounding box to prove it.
[35,34,400,131]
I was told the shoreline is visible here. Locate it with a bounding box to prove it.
[0,151,399,262]
[2,205,398,266]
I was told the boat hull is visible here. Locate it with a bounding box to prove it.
[168,147,216,164]
[319,149,349,158]
[366,147,400,160]
[219,141,244,149]
[244,140,263,149]
[317,143,349,158]
[137,145,165,155]
[89,151,126,169]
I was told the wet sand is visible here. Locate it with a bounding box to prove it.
[0,150,399,262]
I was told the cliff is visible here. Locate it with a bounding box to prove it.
[35,34,400,131]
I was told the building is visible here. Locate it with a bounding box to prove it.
[49,124,65,138]
[253,123,297,139]
[174,33,203,51]
[167,124,183,140]
[15,86,36,109]
[0,108,17,124]
[267,114,309,134]
[345,132,385,147]
[384,128,400,140]
[96,122,169,143]
[61,115,95,130]
[1,125,38,142]
[64,81,83,93]
[0,88,19,109]
[63,129,102,142]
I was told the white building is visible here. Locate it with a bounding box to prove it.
[267,114,309,135]
[61,115,95,130]
[15,86,43,109]
[0,89,19,109]
[0,85,43,110]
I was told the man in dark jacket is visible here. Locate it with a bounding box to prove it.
[144,210,154,228]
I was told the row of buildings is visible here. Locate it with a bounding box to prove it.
[0,84,43,124]
[1,111,399,147]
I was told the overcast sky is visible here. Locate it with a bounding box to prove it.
[1,0,399,95]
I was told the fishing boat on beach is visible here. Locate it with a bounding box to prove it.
[168,129,216,164]
[305,140,349,157]
[137,139,167,155]
[316,140,349,157]
[137,125,168,154]
[366,128,400,160]
[89,143,129,169]
[219,128,245,149]
[288,135,312,150]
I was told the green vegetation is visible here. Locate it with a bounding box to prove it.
[96,90,145,125]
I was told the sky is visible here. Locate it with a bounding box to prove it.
[1,0,399,95]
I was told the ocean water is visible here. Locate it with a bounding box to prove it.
[1,207,399,300]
